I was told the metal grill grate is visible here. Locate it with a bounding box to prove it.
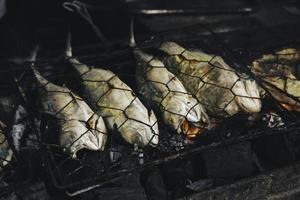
[0,13,300,197]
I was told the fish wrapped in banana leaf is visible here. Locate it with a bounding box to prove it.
[134,49,210,138]
[251,48,300,111]
[66,41,159,147]
[33,69,107,158]
[159,41,262,117]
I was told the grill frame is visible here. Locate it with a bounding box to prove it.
[26,15,300,196]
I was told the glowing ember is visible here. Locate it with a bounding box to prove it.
[181,120,202,139]
[281,103,292,111]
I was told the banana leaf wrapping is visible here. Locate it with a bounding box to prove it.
[251,48,300,111]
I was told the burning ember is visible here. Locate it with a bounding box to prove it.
[182,119,202,139]
[281,103,295,112]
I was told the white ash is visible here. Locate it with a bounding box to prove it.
[134,144,144,165]
[109,145,125,163]
[10,105,29,151]
[262,112,285,128]
[10,105,39,151]
[158,134,188,152]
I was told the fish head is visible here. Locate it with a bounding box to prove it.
[121,110,159,147]
[234,80,262,114]
[163,95,210,138]
[60,119,107,158]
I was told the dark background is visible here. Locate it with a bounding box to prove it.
[0,0,299,60]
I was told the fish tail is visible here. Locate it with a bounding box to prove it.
[66,32,72,58]
[29,45,39,62]
[129,17,136,48]
[28,46,40,79]
[31,65,49,87]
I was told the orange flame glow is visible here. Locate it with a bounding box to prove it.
[182,120,202,139]
[281,103,294,111]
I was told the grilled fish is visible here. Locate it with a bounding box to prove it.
[159,41,262,117]
[66,37,159,147]
[0,121,13,170]
[134,50,210,138]
[33,68,107,158]
[251,48,300,111]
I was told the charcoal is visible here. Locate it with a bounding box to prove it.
[253,133,297,166]
[160,157,196,199]
[57,150,109,187]
[158,130,188,152]
[186,179,213,192]
[0,192,18,200]
[79,156,147,200]
[179,161,300,200]
[113,155,142,187]
[79,152,147,200]
[141,168,167,200]
[16,182,50,200]
[161,158,194,188]
[90,187,147,200]
[0,182,51,200]
[15,149,43,180]
[109,146,124,163]
[203,142,257,179]
[261,112,285,128]
[23,132,39,150]
[81,176,146,200]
